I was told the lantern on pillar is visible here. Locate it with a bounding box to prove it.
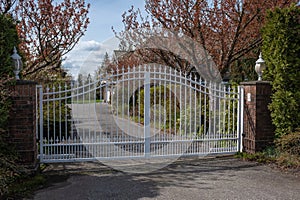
[255,52,266,81]
[11,46,23,80]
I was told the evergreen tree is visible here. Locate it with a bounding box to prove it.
[262,4,300,137]
[0,14,18,130]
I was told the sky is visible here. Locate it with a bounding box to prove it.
[62,0,146,78]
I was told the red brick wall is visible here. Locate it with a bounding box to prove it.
[241,81,275,153]
[7,80,37,167]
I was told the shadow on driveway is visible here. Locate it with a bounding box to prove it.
[33,156,300,200]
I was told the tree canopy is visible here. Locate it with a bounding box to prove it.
[116,0,297,77]
[0,0,90,80]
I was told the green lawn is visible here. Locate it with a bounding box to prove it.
[71,99,103,104]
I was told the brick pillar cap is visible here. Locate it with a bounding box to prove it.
[240,81,271,86]
[16,80,37,85]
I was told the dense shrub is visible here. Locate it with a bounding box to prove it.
[276,128,300,168]
[276,128,300,156]
[262,4,300,137]
[0,13,21,197]
[131,85,180,133]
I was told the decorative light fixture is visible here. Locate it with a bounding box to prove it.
[255,52,266,81]
[11,46,23,80]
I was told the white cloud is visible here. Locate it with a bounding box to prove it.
[62,38,119,78]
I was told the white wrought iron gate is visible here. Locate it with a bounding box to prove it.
[37,65,244,163]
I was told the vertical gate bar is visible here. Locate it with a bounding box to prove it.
[189,76,192,137]
[153,65,157,154]
[194,77,196,141]
[196,78,202,139]
[104,84,107,159]
[199,78,202,140]
[74,82,77,158]
[223,85,226,135]
[69,82,78,158]
[58,84,62,157]
[213,83,216,138]
[133,66,136,142]
[38,86,44,163]
[69,83,72,160]
[237,86,244,152]
[128,66,130,143]
[65,83,67,140]
[219,84,222,151]
[71,82,74,141]
[89,76,91,143]
[93,79,96,145]
[169,68,176,154]
[233,87,236,149]
[164,67,167,140]
[144,70,151,157]
[169,68,172,139]
[184,76,187,139]
[138,66,141,128]
[59,84,62,142]
[159,67,162,143]
[80,81,83,157]
[83,78,86,150]
[46,87,49,149]
[153,65,156,154]
[237,86,241,152]
[116,69,119,144]
[87,78,90,159]
[233,87,236,139]
[208,82,212,138]
[62,82,65,159]
[36,86,39,140]
[227,86,230,149]
[174,70,177,137]
[165,66,168,154]
[227,86,231,137]
[104,75,108,157]
[204,81,210,152]
[179,72,182,153]
[122,67,125,144]
[204,81,207,137]
[53,86,56,147]
[208,82,212,151]
[47,86,50,159]
[218,84,221,141]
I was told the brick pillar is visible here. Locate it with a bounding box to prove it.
[240,81,275,153]
[7,80,37,168]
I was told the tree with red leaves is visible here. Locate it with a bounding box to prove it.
[1,0,90,80]
[116,0,297,77]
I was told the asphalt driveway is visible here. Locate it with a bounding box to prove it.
[33,156,300,200]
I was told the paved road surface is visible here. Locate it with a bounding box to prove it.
[33,156,300,200]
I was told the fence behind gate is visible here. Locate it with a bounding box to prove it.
[37,65,244,163]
